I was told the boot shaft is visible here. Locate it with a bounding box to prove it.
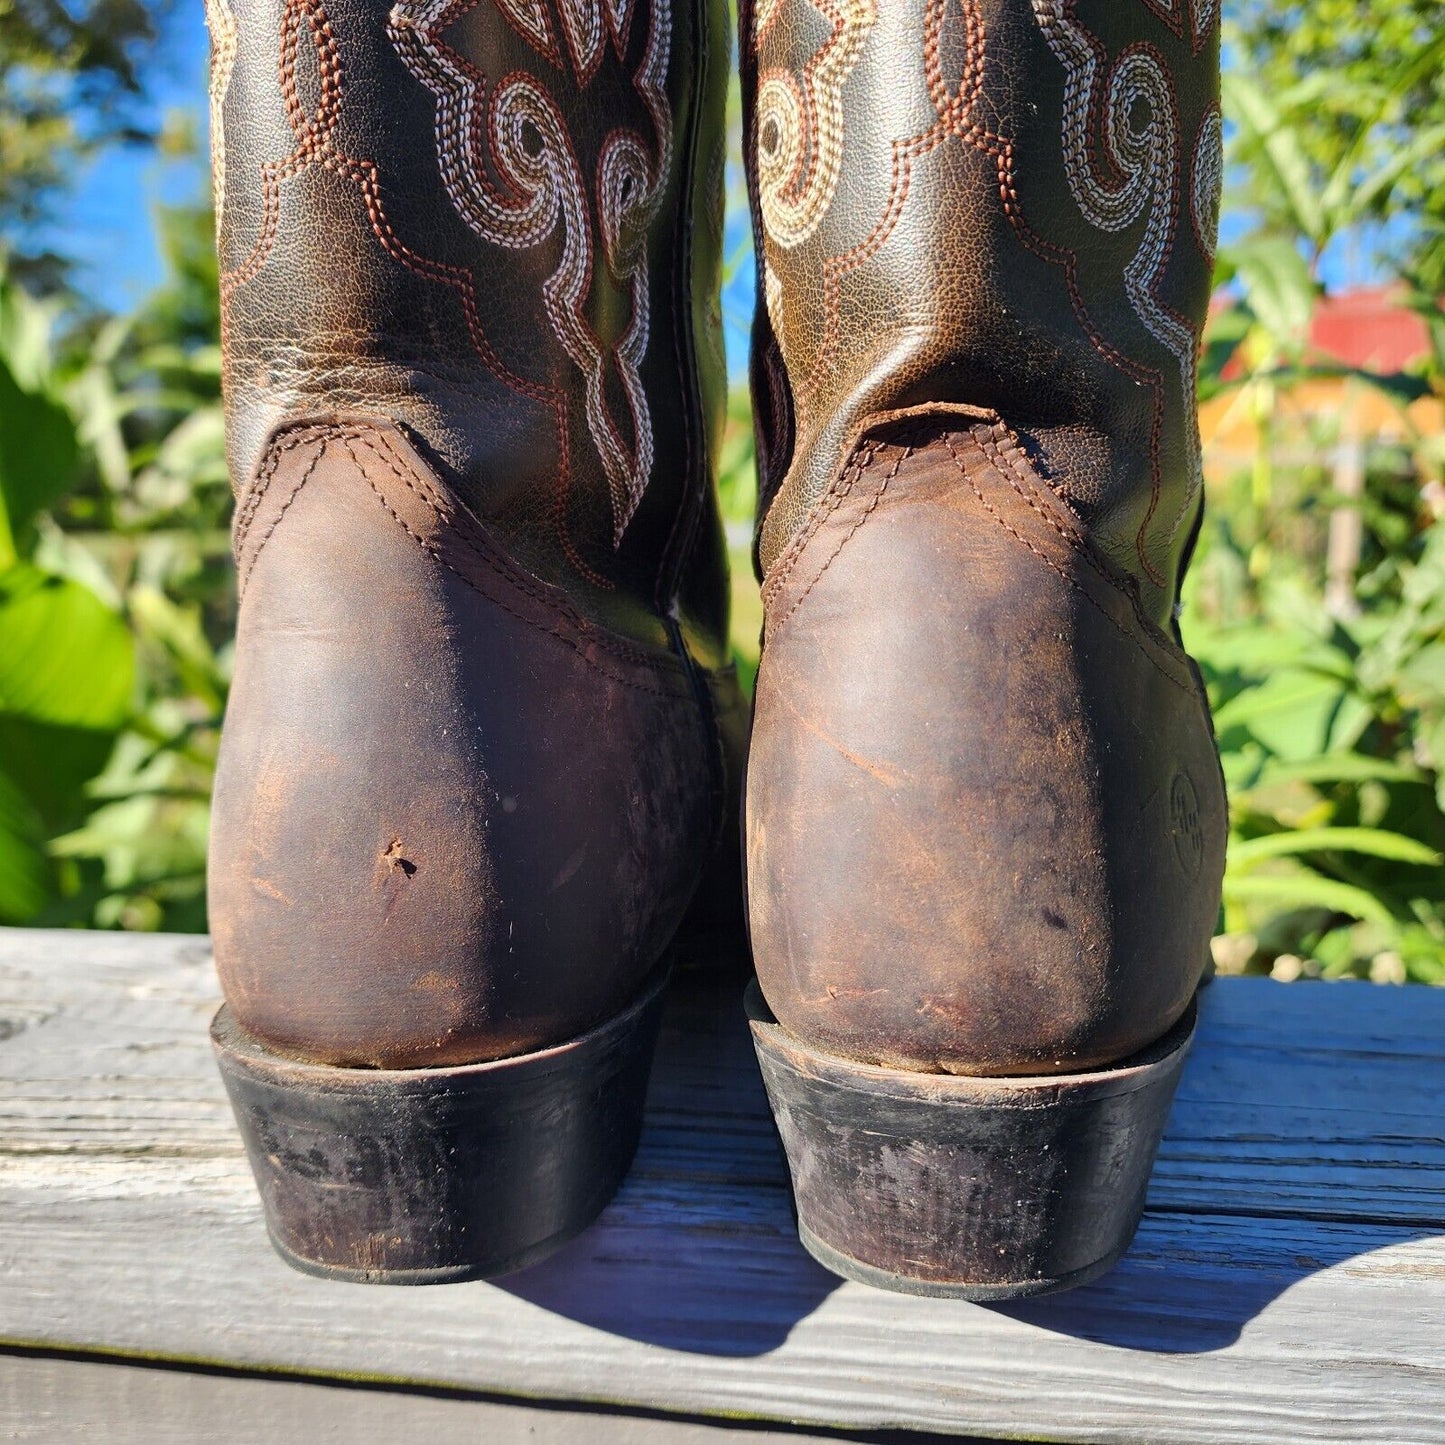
[740,0,1227,1078]
[207,0,732,654]
[743,0,1221,625]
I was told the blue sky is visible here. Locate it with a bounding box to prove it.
[44,4,765,370]
[37,5,210,312]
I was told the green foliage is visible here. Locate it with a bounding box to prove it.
[1188,536,1445,980]
[1227,0,1445,290]
[0,278,135,922]
[1186,3,1445,982]
[0,202,226,929]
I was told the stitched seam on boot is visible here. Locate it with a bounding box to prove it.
[239,424,691,700]
[940,431,1193,696]
[353,428,674,675]
[233,422,340,556]
[768,440,915,639]
[760,440,879,610]
[236,444,325,595]
[348,435,692,699]
[244,421,675,673]
[972,421,1201,680]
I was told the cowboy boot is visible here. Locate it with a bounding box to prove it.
[203,0,740,1281]
[741,0,1227,1297]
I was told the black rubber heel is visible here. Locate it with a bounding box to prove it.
[746,981,1196,1299]
[212,968,668,1284]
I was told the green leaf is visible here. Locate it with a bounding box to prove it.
[0,353,80,554]
[1223,872,1396,927]
[0,564,133,730]
[1224,234,1318,350]
[1254,755,1426,787]
[1396,645,1445,710]
[1211,668,1350,759]
[1231,827,1442,867]
[0,768,48,923]
[1222,73,1327,243]
[0,563,134,855]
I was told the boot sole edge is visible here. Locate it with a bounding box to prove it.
[747,981,1196,1299]
[212,966,670,1285]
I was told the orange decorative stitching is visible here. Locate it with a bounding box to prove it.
[390,0,673,549]
[765,0,1209,592]
[219,0,618,588]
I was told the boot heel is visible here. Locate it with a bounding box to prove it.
[747,982,1195,1300]
[212,968,669,1284]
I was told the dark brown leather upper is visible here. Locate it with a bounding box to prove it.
[212,421,729,1066]
[211,0,732,657]
[747,412,1225,1074]
[743,0,1222,627]
[206,0,740,1066]
[742,0,1226,1074]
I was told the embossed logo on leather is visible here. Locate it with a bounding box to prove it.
[1170,770,1204,878]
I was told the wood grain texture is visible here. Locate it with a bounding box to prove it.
[0,1351,977,1445]
[2,928,1444,1444]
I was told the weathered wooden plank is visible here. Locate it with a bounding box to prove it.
[1,928,1444,1445]
[0,1351,974,1445]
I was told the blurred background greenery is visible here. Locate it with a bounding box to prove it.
[0,0,1442,982]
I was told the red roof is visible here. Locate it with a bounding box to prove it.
[1308,287,1433,372]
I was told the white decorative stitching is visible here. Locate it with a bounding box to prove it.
[389,0,671,544]
[1191,0,1218,49]
[1191,103,1222,266]
[495,0,555,54]
[1031,0,1202,558]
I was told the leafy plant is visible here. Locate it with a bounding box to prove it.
[0,276,134,921]
[0,200,229,929]
[1227,0,1445,292]
[1189,541,1445,981]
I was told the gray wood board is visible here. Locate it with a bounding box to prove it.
[1,927,1443,1444]
[0,1351,988,1445]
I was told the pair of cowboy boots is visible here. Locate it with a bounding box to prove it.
[206,0,1226,1296]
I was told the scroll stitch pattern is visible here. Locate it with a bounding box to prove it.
[205,0,238,228]
[758,0,1219,591]
[1031,0,1202,570]
[754,0,877,253]
[1190,102,1222,267]
[390,0,672,545]
[218,0,613,583]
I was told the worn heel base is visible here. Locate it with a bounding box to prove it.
[746,982,1196,1300]
[212,969,668,1285]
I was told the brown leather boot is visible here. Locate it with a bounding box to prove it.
[740,0,1227,1296]
[203,0,740,1281]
